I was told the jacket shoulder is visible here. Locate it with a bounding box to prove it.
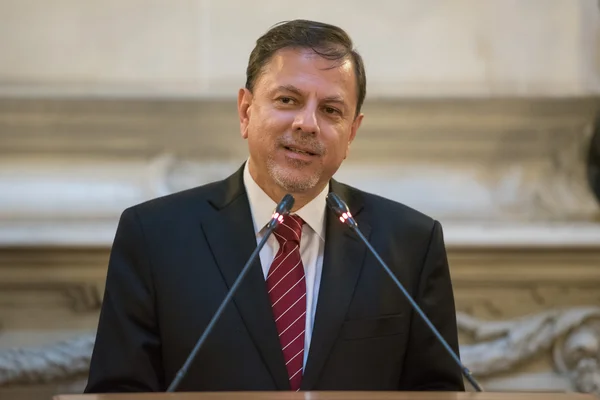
[122,179,226,222]
[340,182,439,235]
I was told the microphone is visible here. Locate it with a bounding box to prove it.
[166,194,295,392]
[326,192,484,392]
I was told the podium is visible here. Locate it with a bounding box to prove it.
[53,392,598,400]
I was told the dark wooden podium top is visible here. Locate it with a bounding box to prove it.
[53,391,598,400]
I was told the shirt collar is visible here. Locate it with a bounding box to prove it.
[243,160,327,241]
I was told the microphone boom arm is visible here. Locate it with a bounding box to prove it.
[166,194,295,392]
[167,229,273,392]
[351,225,482,392]
[326,192,483,392]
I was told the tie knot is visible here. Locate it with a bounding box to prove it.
[274,215,304,245]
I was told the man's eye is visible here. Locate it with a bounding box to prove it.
[279,97,294,104]
[324,106,340,115]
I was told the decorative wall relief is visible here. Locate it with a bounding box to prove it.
[554,320,600,395]
[0,334,94,387]
[458,308,600,374]
[2,307,600,397]
[458,307,600,396]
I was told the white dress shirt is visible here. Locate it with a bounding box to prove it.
[243,161,326,370]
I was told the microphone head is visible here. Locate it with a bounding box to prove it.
[326,192,349,216]
[327,192,357,227]
[267,194,295,229]
[275,194,295,216]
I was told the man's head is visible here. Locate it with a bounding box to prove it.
[237,19,366,206]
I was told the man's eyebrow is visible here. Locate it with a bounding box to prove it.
[275,84,304,96]
[322,95,346,105]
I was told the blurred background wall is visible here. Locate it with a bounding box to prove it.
[1,0,600,398]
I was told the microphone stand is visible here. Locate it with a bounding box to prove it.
[167,195,294,392]
[326,193,484,392]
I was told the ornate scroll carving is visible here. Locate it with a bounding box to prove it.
[553,319,600,394]
[457,307,600,396]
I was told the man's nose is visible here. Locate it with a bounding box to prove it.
[292,105,320,135]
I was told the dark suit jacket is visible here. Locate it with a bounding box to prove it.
[85,164,465,392]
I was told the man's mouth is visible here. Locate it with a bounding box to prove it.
[283,145,317,156]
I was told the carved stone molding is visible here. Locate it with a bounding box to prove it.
[2,154,600,247]
[1,97,598,161]
[1,97,600,246]
[0,248,107,337]
[2,307,600,396]
[0,248,108,313]
[61,284,102,313]
[0,334,94,386]
[449,247,600,325]
[0,283,102,314]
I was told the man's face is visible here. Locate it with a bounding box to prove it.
[238,47,363,198]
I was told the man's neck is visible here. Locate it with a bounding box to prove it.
[287,188,326,212]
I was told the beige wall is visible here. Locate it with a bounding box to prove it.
[0,0,598,97]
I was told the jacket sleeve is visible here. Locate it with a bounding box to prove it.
[85,207,164,392]
[398,220,466,391]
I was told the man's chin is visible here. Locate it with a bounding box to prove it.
[270,170,321,193]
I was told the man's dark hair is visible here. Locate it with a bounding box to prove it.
[245,19,367,118]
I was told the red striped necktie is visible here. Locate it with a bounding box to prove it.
[266,214,306,391]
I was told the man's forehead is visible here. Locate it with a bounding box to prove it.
[269,47,352,74]
[259,48,357,100]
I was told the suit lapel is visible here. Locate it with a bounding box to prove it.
[301,180,371,390]
[201,166,290,390]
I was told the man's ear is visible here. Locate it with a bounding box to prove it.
[345,113,364,158]
[238,88,253,139]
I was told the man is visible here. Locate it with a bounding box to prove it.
[85,19,465,392]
